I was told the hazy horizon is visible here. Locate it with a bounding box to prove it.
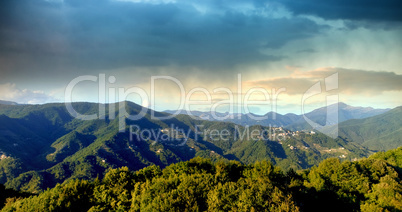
[0,99,394,117]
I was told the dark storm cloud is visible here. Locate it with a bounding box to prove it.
[279,0,402,23]
[0,0,325,80]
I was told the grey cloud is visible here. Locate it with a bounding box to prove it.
[296,48,315,54]
[0,0,325,81]
[335,68,402,95]
[251,68,402,96]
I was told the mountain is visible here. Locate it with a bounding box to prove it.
[334,106,402,151]
[287,102,391,131]
[0,100,18,105]
[306,102,390,122]
[0,102,370,193]
[165,102,390,130]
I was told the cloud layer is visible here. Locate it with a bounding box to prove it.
[279,0,402,22]
[251,67,402,96]
[0,83,57,104]
[0,0,325,81]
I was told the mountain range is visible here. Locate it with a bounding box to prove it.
[0,101,386,193]
[165,102,390,130]
[166,103,402,151]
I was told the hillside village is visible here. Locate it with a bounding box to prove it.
[157,126,350,160]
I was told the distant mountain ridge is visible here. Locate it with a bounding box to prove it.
[287,102,391,131]
[0,100,18,105]
[165,102,390,130]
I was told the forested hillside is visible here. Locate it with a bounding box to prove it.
[336,106,402,151]
[1,147,401,211]
[0,102,370,193]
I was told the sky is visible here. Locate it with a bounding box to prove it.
[0,0,402,114]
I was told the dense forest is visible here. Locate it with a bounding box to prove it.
[1,147,401,211]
